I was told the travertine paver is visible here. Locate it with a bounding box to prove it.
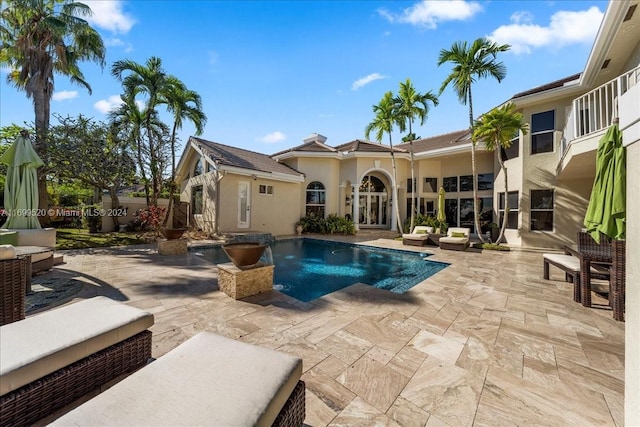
[37,232,624,426]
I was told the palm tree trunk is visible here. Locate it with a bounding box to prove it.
[409,122,416,232]
[135,135,150,206]
[496,149,509,244]
[108,186,121,229]
[162,122,179,227]
[468,88,484,243]
[388,133,403,232]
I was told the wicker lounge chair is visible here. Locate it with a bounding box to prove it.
[543,248,609,303]
[0,297,153,426]
[402,226,433,246]
[439,227,470,251]
[0,257,27,326]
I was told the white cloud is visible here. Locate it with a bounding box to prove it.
[259,131,286,144]
[379,0,482,29]
[105,38,134,53]
[94,95,123,114]
[488,6,603,54]
[52,90,78,101]
[84,1,135,34]
[352,73,387,91]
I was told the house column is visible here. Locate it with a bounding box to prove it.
[353,186,360,231]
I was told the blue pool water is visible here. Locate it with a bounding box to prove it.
[195,238,449,302]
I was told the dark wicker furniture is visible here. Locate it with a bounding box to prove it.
[272,380,306,426]
[577,231,612,308]
[0,257,27,326]
[0,330,152,427]
[610,239,626,321]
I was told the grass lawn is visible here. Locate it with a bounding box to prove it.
[56,229,148,250]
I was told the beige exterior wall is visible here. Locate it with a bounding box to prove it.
[294,158,342,217]
[101,197,169,232]
[625,140,639,425]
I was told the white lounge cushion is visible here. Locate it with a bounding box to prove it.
[52,332,303,427]
[402,226,433,239]
[0,296,154,396]
[1,228,56,247]
[543,254,604,274]
[439,236,468,244]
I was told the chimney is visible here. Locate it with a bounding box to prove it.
[303,133,327,144]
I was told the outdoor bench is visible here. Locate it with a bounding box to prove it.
[51,331,306,427]
[543,252,610,302]
[0,297,153,426]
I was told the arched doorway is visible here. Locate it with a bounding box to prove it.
[358,174,388,227]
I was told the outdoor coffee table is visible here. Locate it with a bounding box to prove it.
[427,233,445,246]
[14,246,53,294]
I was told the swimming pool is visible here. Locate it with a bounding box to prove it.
[195,238,449,302]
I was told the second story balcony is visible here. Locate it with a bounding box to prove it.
[558,64,639,178]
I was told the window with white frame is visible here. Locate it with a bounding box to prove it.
[530,189,554,231]
[306,181,326,217]
[193,158,203,176]
[501,131,520,160]
[423,177,438,193]
[531,110,555,154]
[499,191,519,229]
[259,184,273,195]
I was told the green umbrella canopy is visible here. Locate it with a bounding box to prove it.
[0,133,44,229]
[437,187,446,223]
[584,124,626,243]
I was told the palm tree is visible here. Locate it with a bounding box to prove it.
[394,78,439,232]
[112,57,170,206]
[1,0,105,212]
[438,38,510,241]
[472,102,527,243]
[365,91,404,232]
[162,78,207,226]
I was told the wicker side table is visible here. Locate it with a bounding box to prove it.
[0,257,27,325]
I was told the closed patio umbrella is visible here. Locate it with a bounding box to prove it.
[584,124,625,243]
[0,131,44,229]
[437,187,446,224]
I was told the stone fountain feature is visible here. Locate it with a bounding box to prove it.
[217,241,274,299]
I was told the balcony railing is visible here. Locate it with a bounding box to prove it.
[562,65,640,152]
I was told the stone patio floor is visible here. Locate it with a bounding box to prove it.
[37,232,624,426]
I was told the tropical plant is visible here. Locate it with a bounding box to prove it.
[48,114,136,229]
[298,213,355,235]
[365,91,404,232]
[0,0,106,214]
[394,78,439,232]
[472,102,528,243]
[134,205,166,236]
[438,37,510,241]
[163,77,207,226]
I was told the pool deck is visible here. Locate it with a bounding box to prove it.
[36,232,623,426]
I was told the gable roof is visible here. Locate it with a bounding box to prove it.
[271,140,337,157]
[334,139,406,153]
[511,73,581,99]
[190,137,303,178]
[397,129,471,153]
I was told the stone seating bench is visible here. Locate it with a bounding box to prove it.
[52,332,306,426]
[0,297,153,426]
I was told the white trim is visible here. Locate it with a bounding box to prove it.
[273,151,342,161]
[218,165,305,183]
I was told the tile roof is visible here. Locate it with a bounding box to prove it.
[397,129,471,153]
[511,73,581,99]
[271,140,336,157]
[334,139,407,153]
[190,137,303,177]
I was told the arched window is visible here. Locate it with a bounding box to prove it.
[306,181,326,217]
[193,158,203,177]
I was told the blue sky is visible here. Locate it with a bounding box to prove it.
[0,0,608,155]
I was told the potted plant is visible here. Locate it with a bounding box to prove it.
[295,222,303,235]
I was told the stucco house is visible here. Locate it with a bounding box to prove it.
[176,0,638,248]
[175,1,639,417]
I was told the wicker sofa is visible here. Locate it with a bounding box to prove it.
[0,227,56,273]
[439,227,471,251]
[52,332,306,426]
[0,297,154,426]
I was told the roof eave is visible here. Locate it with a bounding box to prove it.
[219,164,305,183]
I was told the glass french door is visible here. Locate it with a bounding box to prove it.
[358,193,388,227]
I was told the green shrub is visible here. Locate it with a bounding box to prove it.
[298,213,355,235]
[474,242,510,251]
[82,205,102,233]
[403,214,447,234]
